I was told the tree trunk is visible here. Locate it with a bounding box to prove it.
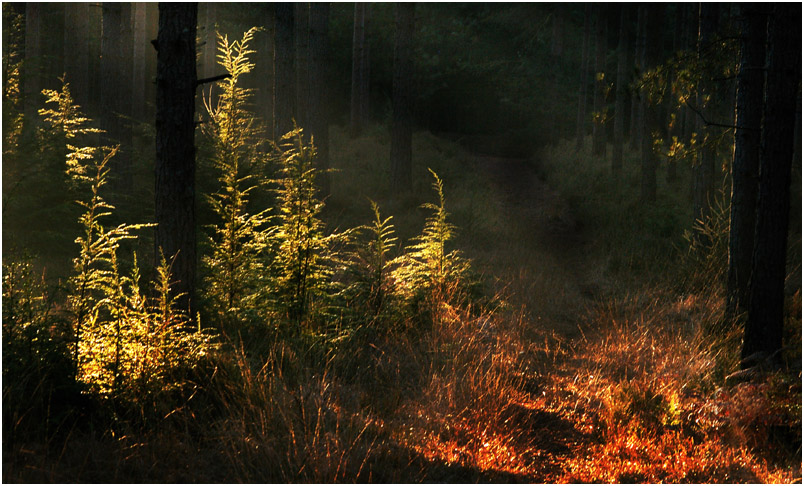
[23,2,41,126]
[592,6,607,158]
[154,3,198,318]
[63,3,90,110]
[101,2,131,188]
[726,3,767,321]
[575,5,590,152]
[131,2,147,122]
[274,2,294,139]
[612,5,627,174]
[391,2,414,194]
[255,6,275,134]
[666,5,683,184]
[640,5,663,203]
[692,3,719,234]
[294,2,309,130]
[201,3,217,79]
[350,2,368,137]
[550,7,563,58]
[308,3,331,196]
[742,3,801,368]
[629,5,646,151]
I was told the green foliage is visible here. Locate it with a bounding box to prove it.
[26,78,219,400]
[269,127,349,328]
[201,27,272,327]
[342,200,401,320]
[392,169,472,308]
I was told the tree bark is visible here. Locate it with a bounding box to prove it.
[350,2,368,137]
[131,2,147,121]
[23,2,41,126]
[273,2,295,139]
[726,3,767,321]
[742,3,801,368]
[63,3,90,110]
[294,2,310,130]
[639,5,661,202]
[308,3,331,196]
[575,5,590,152]
[692,3,719,233]
[100,2,133,189]
[612,5,627,174]
[592,6,607,158]
[154,3,198,318]
[391,2,414,194]
[550,6,563,58]
[629,5,646,151]
[666,5,684,184]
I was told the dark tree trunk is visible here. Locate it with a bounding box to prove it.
[200,3,217,79]
[391,2,414,194]
[575,5,590,152]
[592,6,607,158]
[640,5,663,203]
[726,3,768,321]
[692,3,719,233]
[612,5,628,175]
[273,2,294,139]
[629,5,646,151]
[682,3,698,146]
[100,2,133,189]
[255,6,275,134]
[308,3,331,196]
[666,5,684,184]
[294,2,309,130]
[131,2,147,122]
[63,3,90,110]
[742,3,801,368]
[350,2,369,137]
[550,6,563,58]
[154,3,198,318]
[23,2,41,126]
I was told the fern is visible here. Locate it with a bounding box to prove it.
[269,126,349,329]
[345,200,400,317]
[393,169,471,304]
[201,27,272,327]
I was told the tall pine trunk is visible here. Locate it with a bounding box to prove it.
[390,2,414,194]
[63,3,90,110]
[131,2,147,122]
[629,5,646,151]
[742,3,801,368]
[592,6,607,158]
[273,3,294,139]
[350,3,368,137]
[692,3,719,236]
[612,5,628,174]
[294,3,309,130]
[154,3,198,318]
[309,3,331,196]
[726,3,767,320]
[640,5,662,202]
[575,5,590,152]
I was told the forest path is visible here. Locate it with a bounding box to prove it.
[467,152,603,339]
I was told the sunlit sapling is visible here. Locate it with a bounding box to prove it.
[392,169,471,302]
[270,127,348,327]
[202,27,272,326]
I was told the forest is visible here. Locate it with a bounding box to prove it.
[2,2,802,482]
